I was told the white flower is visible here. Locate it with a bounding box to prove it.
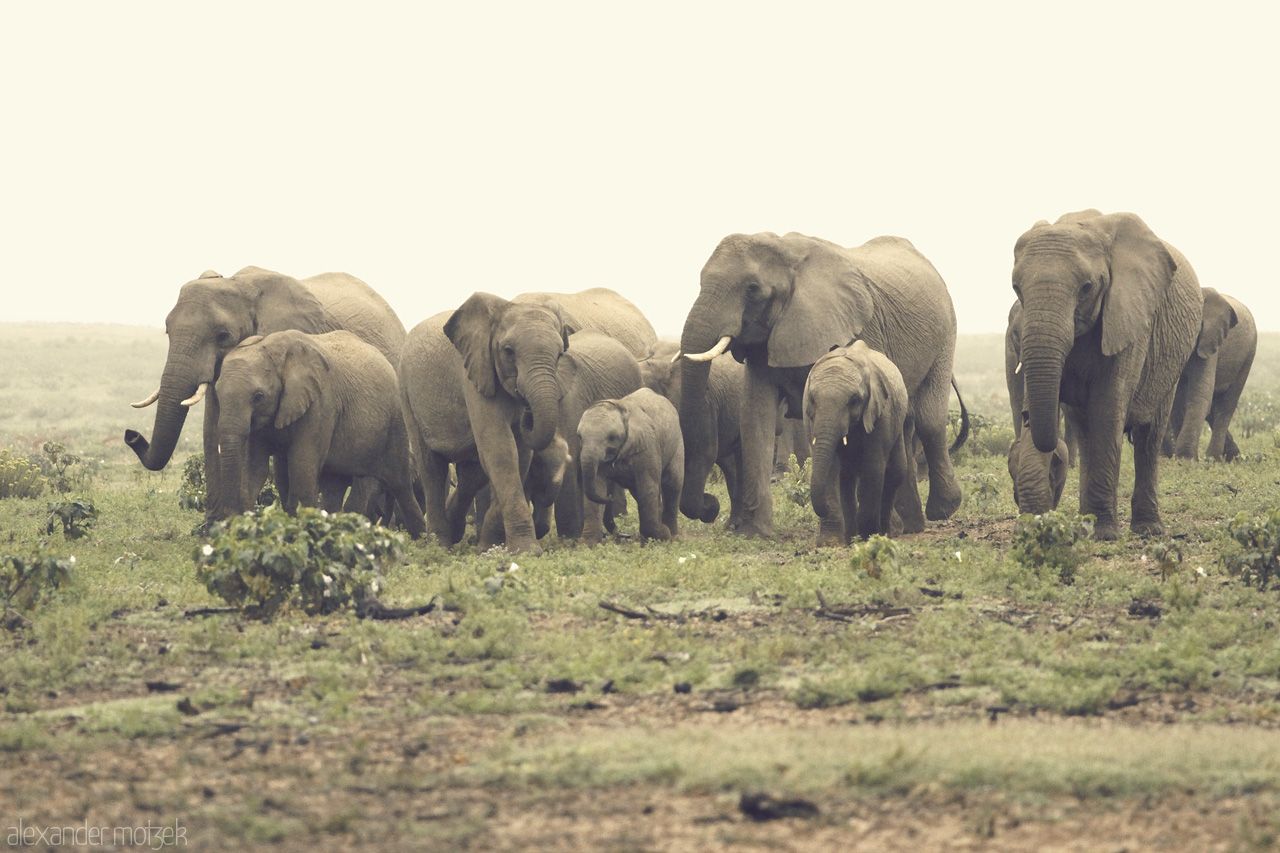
[320,510,329,517]
[1140,555,1148,563]
[508,562,520,572]
[201,545,213,557]
[371,580,380,593]
[69,556,76,565]
[954,551,962,562]
[322,574,333,585]
[1196,566,1207,577]
[678,557,687,564]
[689,554,697,560]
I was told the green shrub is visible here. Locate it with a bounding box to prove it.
[849,535,898,579]
[40,441,83,492]
[781,455,811,508]
[1222,510,1280,590]
[45,499,97,540]
[1010,510,1094,584]
[1,547,74,622]
[194,505,406,619]
[0,448,47,499]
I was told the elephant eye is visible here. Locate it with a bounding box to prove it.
[251,390,265,404]
[1080,280,1093,295]
[216,330,235,347]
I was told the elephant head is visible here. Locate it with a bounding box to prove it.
[1007,412,1070,514]
[443,292,569,452]
[125,267,334,471]
[638,340,682,402]
[1012,211,1177,454]
[577,400,630,506]
[677,232,873,520]
[1195,287,1238,359]
[802,341,896,520]
[213,331,330,516]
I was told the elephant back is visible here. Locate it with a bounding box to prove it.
[515,288,657,358]
[303,272,408,365]
[399,312,473,459]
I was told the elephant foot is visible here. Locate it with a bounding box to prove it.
[1092,520,1121,541]
[815,531,846,548]
[734,521,775,540]
[506,536,544,556]
[925,484,962,521]
[1131,518,1164,538]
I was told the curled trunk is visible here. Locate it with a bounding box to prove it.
[125,349,211,471]
[580,452,610,505]
[520,364,561,452]
[677,322,723,522]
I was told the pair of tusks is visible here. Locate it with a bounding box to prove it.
[810,436,849,446]
[130,382,209,409]
[669,335,732,364]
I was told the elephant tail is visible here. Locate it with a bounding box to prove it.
[949,377,970,456]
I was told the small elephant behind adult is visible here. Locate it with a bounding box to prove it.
[803,341,910,545]
[1163,288,1256,461]
[1007,416,1071,514]
[514,287,657,358]
[578,388,684,542]
[213,330,426,538]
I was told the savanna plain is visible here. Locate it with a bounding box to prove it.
[4,323,1280,852]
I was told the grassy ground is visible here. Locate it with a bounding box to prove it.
[3,323,1280,850]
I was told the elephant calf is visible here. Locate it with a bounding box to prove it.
[577,388,684,542]
[803,341,909,545]
[1007,417,1071,515]
[214,330,426,538]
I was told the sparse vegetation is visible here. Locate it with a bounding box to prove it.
[1009,510,1095,583]
[0,447,46,499]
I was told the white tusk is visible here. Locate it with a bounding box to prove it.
[684,335,732,362]
[180,382,209,407]
[811,437,816,446]
[842,436,848,446]
[669,350,683,363]
[1015,361,1022,374]
[131,387,161,408]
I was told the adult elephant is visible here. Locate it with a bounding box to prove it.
[1163,288,1256,461]
[677,232,962,538]
[399,295,567,555]
[514,288,657,357]
[1013,210,1202,540]
[125,267,406,523]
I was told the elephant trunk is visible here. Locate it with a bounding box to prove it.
[580,451,610,505]
[677,315,728,522]
[1019,311,1072,454]
[213,427,251,520]
[808,420,843,519]
[519,362,561,453]
[124,350,212,470]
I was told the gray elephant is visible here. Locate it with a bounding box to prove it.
[578,388,684,542]
[126,267,406,524]
[677,232,962,539]
[1007,420,1071,514]
[213,330,426,538]
[1163,288,1256,461]
[1013,210,1202,540]
[514,288,657,357]
[398,295,568,555]
[804,341,910,544]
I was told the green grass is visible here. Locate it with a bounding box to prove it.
[5,322,1280,846]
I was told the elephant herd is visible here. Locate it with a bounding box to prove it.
[125,209,1257,553]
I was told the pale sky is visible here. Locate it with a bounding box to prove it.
[3,1,1276,337]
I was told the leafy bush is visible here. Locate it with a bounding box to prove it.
[1010,510,1095,584]
[40,441,83,492]
[194,505,406,619]
[1,547,74,623]
[0,448,47,499]
[178,453,278,512]
[45,499,97,540]
[849,534,898,579]
[781,455,811,508]
[1221,510,1280,590]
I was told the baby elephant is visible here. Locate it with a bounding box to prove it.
[214,330,426,538]
[1007,412,1071,514]
[803,341,909,545]
[576,388,684,541]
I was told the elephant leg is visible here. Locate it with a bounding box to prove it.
[1163,374,1188,457]
[1222,429,1241,462]
[319,473,349,513]
[661,463,682,541]
[555,434,586,541]
[1080,389,1126,541]
[382,468,427,539]
[814,455,846,548]
[1173,356,1214,460]
[855,448,889,541]
[634,470,670,541]
[449,462,488,544]
[737,360,778,539]
[1130,420,1165,536]
[245,440,273,509]
[840,461,861,545]
[915,372,962,521]
[579,467,609,547]
[271,453,290,510]
[422,451,454,543]
[344,477,376,517]
[880,439,908,536]
[893,418,926,534]
[721,449,744,530]
[1207,379,1247,461]
[202,397,223,525]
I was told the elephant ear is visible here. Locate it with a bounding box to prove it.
[274,332,331,429]
[1096,212,1177,357]
[614,402,649,462]
[768,243,873,368]
[1196,287,1238,358]
[443,292,506,397]
[235,267,333,337]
